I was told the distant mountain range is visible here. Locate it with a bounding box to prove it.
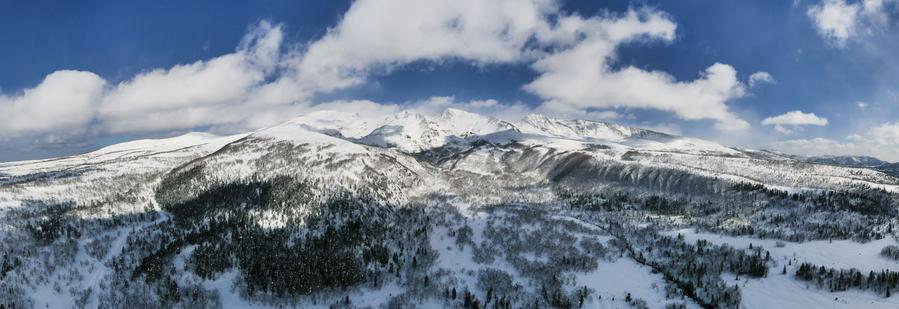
[803,155,890,168]
[786,154,898,178]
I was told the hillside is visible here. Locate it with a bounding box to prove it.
[1,109,899,308]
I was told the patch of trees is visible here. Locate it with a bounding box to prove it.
[189,241,232,280]
[609,224,768,308]
[808,189,898,216]
[795,263,899,297]
[559,189,687,214]
[235,215,370,295]
[24,202,80,245]
[469,207,609,308]
[881,245,899,261]
[564,181,898,243]
[0,253,19,280]
[128,176,437,303]
[730,182,788,198]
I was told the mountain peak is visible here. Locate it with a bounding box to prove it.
[357,108,514,153]
[439,107,471,118]
[517,113,653,142]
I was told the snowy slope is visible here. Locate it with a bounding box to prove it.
[4,108,899,309]
[515,114,742,155]
[358,108,516,153]
[0,132,247,211]
[275,110,383,139]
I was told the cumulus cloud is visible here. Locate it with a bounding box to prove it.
[808,0,861,46]
[762,110,829,126]
[775,121,899,161]
[748,72,776,88]
[762,110,828,134]
[523,11,751,131]
[295,0,560,93]
[1,0,755,143]
[0,71,105,137]
[527,59,750,131]
[869,121,899,145]
[97,21,285,133]
[807,0,896,46]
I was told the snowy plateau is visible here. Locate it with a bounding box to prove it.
[2,108,899,309]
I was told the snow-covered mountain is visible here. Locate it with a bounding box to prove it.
[358,109,516,153]
[3,109,899,309]
[804,155,889,167]
[877,162,899,178]
[514,114,742,156]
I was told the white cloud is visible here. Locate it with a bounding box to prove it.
[305,95,634,128]
[856,101,869,109]
[0,70,105,137]
[1,1,756,142]
[870,121,899,144]
[762,110,829,126]
[522,10,751,132]
[302,2,750,131]
[808,0,861,46]
[527,58,750,131]
[775,121,899,161]
[271,96,538,133]
[763,111,828,125]
[97,21,285,133]
[807,0,895,47]
[748,71,776,88]
[296,0,560,93]
[762,110,828,134]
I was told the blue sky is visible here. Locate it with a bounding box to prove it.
[1,0,899,161]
